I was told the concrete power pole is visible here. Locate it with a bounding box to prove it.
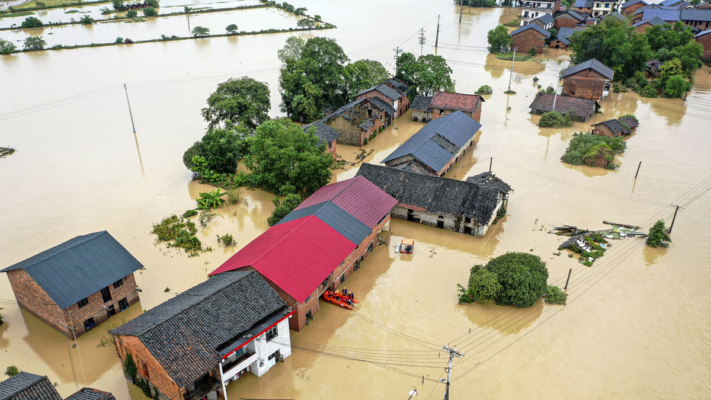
[507,48,517,91]
[459,0,464,23]
[435,15,440,48]
[442,346,464,400]
[123,84,136,133]
[418,28,426,56]
[393,46,403,75]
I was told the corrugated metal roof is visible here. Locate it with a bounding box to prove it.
[209,216,355,303]
[1,231,144,309]
[277,201,372,245]
[381,111,481,173]
[511,23,552,37]
[561,58,614,80]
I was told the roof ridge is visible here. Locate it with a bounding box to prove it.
[8,231,107,271]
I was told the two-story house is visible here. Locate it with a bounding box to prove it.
[520,0,561,25]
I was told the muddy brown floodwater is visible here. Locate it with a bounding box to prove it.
[2,1,711,399]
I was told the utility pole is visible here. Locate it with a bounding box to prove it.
[508,48,517,90]
[442,346,464,400]
[552,78,560,111]
[459,0,463,23]
[124,84,136,134]
[186,9,191,35]
[418,28,426,56]
[669,205,680,233]
[435,15,440,49]
[393,46,402,75]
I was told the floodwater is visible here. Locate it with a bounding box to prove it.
[1,1,711,399]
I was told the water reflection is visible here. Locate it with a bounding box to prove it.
[456,298,544,335]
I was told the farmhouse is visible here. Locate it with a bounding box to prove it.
[697,29,711,57]
[382,111,481,177]
[303,120,341,160]
[210,176,397,331]
[110,270,292,400]
[356,163,512,238]
[532,13,556,29]
[0,371,115,400]
[510,23,551,54]
[520,0,561,25]
[682,9,711,30]
[553,9,588,28]
[0,231,142,338]
[429,91,485,122]
[621,0,648,16]
[550,27,585,48]
[574,0,593,14]
[591,116,639,137]
[633,16,666,32]
[561,58,614,100]
[411,95,434,122]
[356,78,410,118]
[323,98,391,146]
[529,93,600,121]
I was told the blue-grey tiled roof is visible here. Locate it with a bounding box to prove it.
[641,7,682,21]
[535,13,555,25]
[562,58,614,80]
[369,96,396,116]
[511,23,552,37]
[65,388,117,400]
[411,95,434,112]
[1,231,144,309]
[556,27,585,44]
[0,372,62,400]
[574,0,593,8]
[303,120,341,146]
[567,9,586,19]
[661,0,684,6]
[681,8,711,21]
[382,111,481,173]
[606,11,627,21]
[276,201,371,245]
[622,0,647,8]
[633,16,666,26]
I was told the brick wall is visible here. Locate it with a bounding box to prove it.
[550,38,569,49]
[562,70,609,100]
[325,140,337,160]
[554,15,581,29]
[697,34,711,58]
[357,90,393,107]
[622,2,645,16]
[635,22,651,34]
[585,18,597,26]
[114,335,184,400]
[591,124,616,137]
[5,269,70,337]
[574,5,592,13]
[512,28,547,54]
[63,273,140,337]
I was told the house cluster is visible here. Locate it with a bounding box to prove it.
[410,90,484,123]
[590,115,639,136]
[0,371,115,400]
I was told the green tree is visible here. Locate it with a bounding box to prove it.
[460,265,501,303]
[0,39,16,55]
[294,6,306,15]
[475,85,493,95]
[183,127,247,175]
[395,51,419,87]
[277,36,304,65]
[191,25,210,37]
[35,1,47,8]
[664,75,689,98]
[6,366,19,377]
[487,24,512,53]
[126,10,137,17]
[112,0,125,10]
[671,41,703,77]
[300,37,349,106]
[23,36,46,50]
[415,54,455,94]
[143,6,157,16]
[21,16,43,28]
[658,58,684,91]
[115,37,124,44]
[80,15,94,24]
[343,59,390,99]
[201,77,271,130]
[267,193,302,226]
[487,252,549,308]
[244,119,333,196]
[297,18,315,29]
[145,0,159,7]
[226,23,238,34]
[314,14,321,21]
[647,220,671,248]
[529,47,537,56]
[548,27,557,38]
[646,22,694,53]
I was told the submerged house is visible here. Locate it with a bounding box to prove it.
[561,58,614,100]
[0,371,115,400]
[382,111,481,177]
[510,23,551,54]
[553,9,588,28]
[356,163,512,238]
[550,27,585,48]
[210,176,397,331]
[356,78,410,118]
[429,91,485,122]
[110,270,292,400]
[323,98,393,146]
[529,93,600,121]
[303,121,341,160]
[591,116,639,137]
[0,231,142,338]
[411,95,434,122]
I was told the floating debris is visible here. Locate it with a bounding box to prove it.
[0,147,16,158]
[552,221,646,266]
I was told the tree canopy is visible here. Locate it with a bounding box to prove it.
[647,220,672,248]
[201,77,271,130]
[0,39,16,55]
[21,17,44,28]
[343,59,391,100]
[23,36,46,51]
[487,24,512,53]
[183,126,248,175]
[396,52,454,95]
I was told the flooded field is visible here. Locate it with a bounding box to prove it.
[1,1,711,399]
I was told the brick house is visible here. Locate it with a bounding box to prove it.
[574,0,593,14]
[302,121,341,160]
[510,24,551,54]
[561,58,614,100]
[323,98,392,146]
[210,176,397,331]
[1,231,142,338]
[429,91,485,122]
[621,0,648,16]
[111,271,292,400]
[683,10,711,32]
[411,95,434,122]
[591,116,639,137]
[356,164,512,238]
[633,16,665,33]
[382,111,481,177]
[553,10,588,28]
[696,29,711,58]
[529,93,600,121]
[550,27,585,48]
[356,78,411,118]
[520,0,561,25]
[531,13,555,29]
[0,371,115,400]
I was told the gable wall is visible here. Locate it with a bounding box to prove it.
[5,269,69,337]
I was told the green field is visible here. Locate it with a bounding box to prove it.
[0,11,35,18]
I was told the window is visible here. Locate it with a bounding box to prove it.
[465,217,472,224]
[340,273,346,284]
[118,297,129,311]
[328,141,333,149]
[266,326,278,342]
[439,109,444,115]
[106,305,116,318]
[113,278,124,289]
[101,286,112,303]
[84,317,96,331]
[77,298,89,308]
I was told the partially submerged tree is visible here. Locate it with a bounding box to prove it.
[201,77,271,130]
[191,26,210,37]
[487,25,512,53]
[23,36,46,51]
[267,193,302,226]
[297,18,315,30]
[647,220,672,248]
[21,17,43,28]
[396,52,454,95]
[183,126,247,175]
[226,24,238,34]
[0,39,16,55]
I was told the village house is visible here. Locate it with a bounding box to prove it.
[605,11,628,22]
[550,27,585,48]
[0,231,142,338]
[631,5,711,27]
[585,16,599,25]
[633,16,666,32]
[429,91,485,122]
[574,0,593,14]
[681,9,711,30]
[302,120,341,160]
[356,78,410,118]
[561,58,614,100]
[382,111,482,177]
[661,0,688,7]
[553,9,588,28]
[210,176,397,331]
[645,59,663,77]
[322,97,393,146]
[696,29,711,57]
[356,164,512,238]
[411,95,434,122]
[110,270,292,400]
[532,13,556,29]
[621,0,648,16]
[591,116,639,137]
[529,93,600,121]
[574,0,614,16]
[510,24,551,54]
[0,371,115,400]
[520,0,561,25]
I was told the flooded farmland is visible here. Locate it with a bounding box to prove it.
[2,0,711,399]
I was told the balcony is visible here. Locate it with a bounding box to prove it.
[521,2,555,10]
[222,352,258,381]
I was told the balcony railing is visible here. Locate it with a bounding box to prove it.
[222,352,258,381]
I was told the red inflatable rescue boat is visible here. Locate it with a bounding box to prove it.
[323,290,355,310]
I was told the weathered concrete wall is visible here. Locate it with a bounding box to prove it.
[412,110,431,122]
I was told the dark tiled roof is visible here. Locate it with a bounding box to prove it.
[554,9,587,20]
[641,7,682,21]
[411,95,434,112]
[276,201,372,245]
[619,116,639,129]
[561,58,614,80]
[1,231,143,309]
[634,16,666,26]
[511,23,552,37]
[645,59,662,69]
[622,0,647,8]
[382,111,482,173]
[661,0,684,6]
[592,119,631,135]
[65,388,116,400]
[529,93,599,119]
[574,0,593,8]
[429,91,484,113]
[110,271,287,388]
[357,84,402,101]
[681,8,711,20]
[303,120,341,146]
[534,13,555,25]
[385,78,409,92]
[606,11,627,21]
[324,98,368,123]
[390,159,435,175]
[0,372,62,400]
[356,163,509,225]
[465,172,513,193]
[557,27,585,45]
[697,28,711,36]
[369,96,396,117]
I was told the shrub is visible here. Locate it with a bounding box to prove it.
[6,366,19,376]
[124,353,137,381]
[124,38,134,43]
[539,111,574,128]
[533,76,539,83]
[226,187,242,204]
[35,1,47,8]
[529,47,537,56]
[151,215,202,256]
[191,26,210,37]
[459,266,501,303]
[475,85,493,95]
[226,23,238,34]
[487,252,548,308]
[142,6,157,16]
[267,193,302,226]
[544,285,567,305]
[145,0,159,7]
[196,189,226,210]
[647,220,671,248]
[504,89,516,94]
[80,15,94,24]
[639,85,658,98]
[126,10,137,17]
[164,287,170,292]
[182,209,198,218]
[0,39,16,55]
[624,78,636,88]
[198,211,216,227]
[115,37,124,44]
[21,16,43,28]
[560,132,626,168]
[217,233,236,246]
[314,14,321,21]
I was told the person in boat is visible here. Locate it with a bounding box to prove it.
[342,287,348,296]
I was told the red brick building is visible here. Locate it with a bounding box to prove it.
[633,16,665,33]
[510,23,551,54]
[561,58,614,100]
[210,176,397,331]
[696,29,711,58]
[322,98,393,146]
[553,10,588,28]
[550,26,585,49]
[1,231,142,338]
[302,121,341,160]
[429,91,484,122]
[356,78,411,118]
[621,0,648,16]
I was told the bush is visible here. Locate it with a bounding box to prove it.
[475,85,493,95]
[538,111,573,128]
[196,189,225,210]
[267,193,302,226]
[544,285,567,305]
[0,39,16,55]
[624,78,636,88]
[198,211,216,227]
[487,252,548,308]
[182,209,198,218]
[126,10,137,17]
[142,6,157,16]
[21,16,43,28]
[124,38,134,44]
[217,233,236,246]
[145,0,159,7]
[80,15,94,24]
[226,23,238,34]
[115,37,124,44]
[226,187,242,204]
[459,266,501,303]
[314,14,321,21]
[6,366,19,376]
[647,220,671,248]
[35,1,47,8]
[639,85,658,98]
[151,215,202,256]
[561,132,626,168]
[529,47,537,56]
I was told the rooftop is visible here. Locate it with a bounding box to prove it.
[640,7,682,21]
[411,95,434,112]
[556,27,586,45]
[429,91,484,114]
[696,28,711,37]
[385,77,409,93]
[621,0,647,8]
[574,0,593,8]
[303,120,341,146]
[561,58,614,80]
[357,83,403,101]
[65,388,117,400]
[0,372,62,400]
[592,118,631,135]
[511,23,552,38]
[534,13,555,24]
[529,93,600,119]
[1,231,143,309]
[633,16,666,26]
[605,11,627,21]
[369,96,396,117]
[681,8,711,21]
[277,200,372,245]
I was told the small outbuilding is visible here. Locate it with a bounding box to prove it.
[591,116,639,137]
[510,23,551,54]
[550,27,585,48]
[529,93,600,121]
[561,58,614,100]
[303,120,341,160]
[411,95,434,122]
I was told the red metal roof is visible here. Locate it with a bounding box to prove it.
[209,216,354,303]
[429,91,483,114]
[296,176,398,228]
